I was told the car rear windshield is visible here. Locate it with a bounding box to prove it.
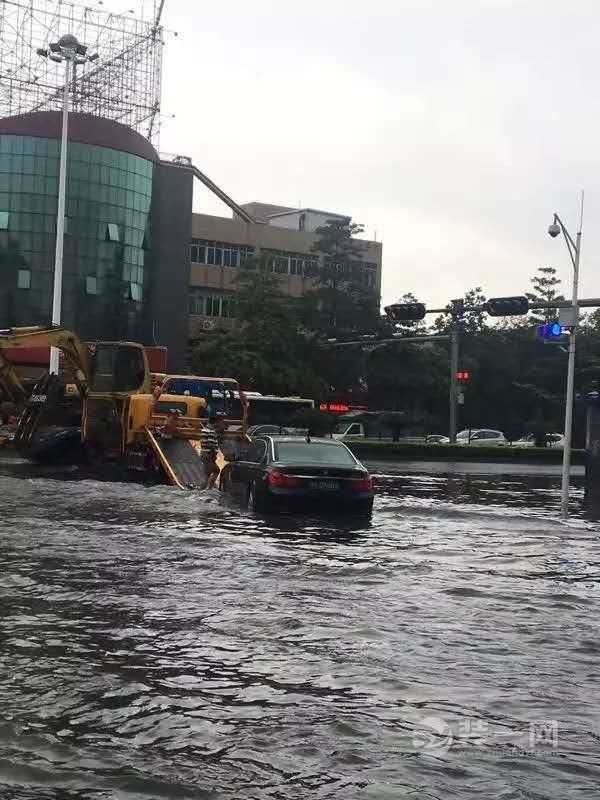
[274,442,357,465]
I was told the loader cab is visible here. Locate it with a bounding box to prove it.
[161,375,241,422]
[88,343,150,395]
[82,342,151,457]
[125,393,207,445]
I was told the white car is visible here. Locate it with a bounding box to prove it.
[435,429,507,446]
[513,433,565,448]
[455,429,507,446]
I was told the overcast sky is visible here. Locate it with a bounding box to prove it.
[142,0,597,308]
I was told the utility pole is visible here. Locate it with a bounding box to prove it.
[449,327,459,443]
[37,34,95,374]
[548,202,584,519]
[448,299,464,444]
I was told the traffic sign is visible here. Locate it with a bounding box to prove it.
[537,321,567,340]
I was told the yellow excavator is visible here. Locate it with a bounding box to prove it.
[0,326,246,489]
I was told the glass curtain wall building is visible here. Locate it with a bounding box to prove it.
[0,111,155,341]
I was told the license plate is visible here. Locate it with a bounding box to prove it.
[312,480,339,491]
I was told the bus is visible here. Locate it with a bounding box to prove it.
[241,393,314,426]
[159,376,313,427]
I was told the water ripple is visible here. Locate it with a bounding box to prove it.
[0,456,599,798]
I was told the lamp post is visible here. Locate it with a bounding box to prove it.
[548,200,583,519]
[37,34,96,374]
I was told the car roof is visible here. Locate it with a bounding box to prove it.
[164,375,239,384]
[260,435,346,444]
[458,428,502,434]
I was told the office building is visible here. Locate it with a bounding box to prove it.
[0,110,382,369]
[189,204,382,339]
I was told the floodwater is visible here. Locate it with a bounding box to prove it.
[1,453,599,799]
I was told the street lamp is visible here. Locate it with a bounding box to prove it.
[547,202,583,519]
[37,34,97,374]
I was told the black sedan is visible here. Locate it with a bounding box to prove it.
[220,436,374,515]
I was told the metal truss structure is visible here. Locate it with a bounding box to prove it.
[0,0,163,144]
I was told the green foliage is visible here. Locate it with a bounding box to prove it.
[433,287,487,335]
[189,254,597,446]
[526,266,564,323]
[303,219,379,335]
[190,263,325,397]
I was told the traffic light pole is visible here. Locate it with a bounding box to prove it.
[560,228,581,519]
[449,327,459,443]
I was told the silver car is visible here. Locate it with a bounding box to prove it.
[436,429,507,446]
[455,429,507,446]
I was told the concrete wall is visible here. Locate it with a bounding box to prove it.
[267,210,349,232]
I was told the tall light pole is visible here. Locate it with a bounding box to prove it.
[548,196,583,519]
[37,35,97,374]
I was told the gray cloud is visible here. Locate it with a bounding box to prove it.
[151,0,599,306]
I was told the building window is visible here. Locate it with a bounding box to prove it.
[290,257,304,276]
[223,245,238,267]
[0,211,9,230]
[190,239,206,263]
[221,296,236,318]
[189,287,205,315]
[263,250,320,277]
[206,243,222,266]
[189,288,235,319]
[239,246,254,266]
[273,255,289,274]
[205,295,221,316]
[106,222,120,242]
[189,239,255,268]
[130,282,142,301]
[85,276,98,295]
[304,258,319,277]
[17,269,31,289]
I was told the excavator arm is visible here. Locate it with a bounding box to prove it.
[0,326,91,398]
[0,349,27,405]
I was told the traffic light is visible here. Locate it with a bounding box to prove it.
[537,321,564,340]
[384,303,426,322]
[484,296,529,317]
[456,371,471,382]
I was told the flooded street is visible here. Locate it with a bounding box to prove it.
[1,454,599,799]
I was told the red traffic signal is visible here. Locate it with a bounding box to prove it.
[456,371,471,382]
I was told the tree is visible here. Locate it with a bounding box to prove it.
[392,292,427,335]
[304,219,380,336]
[433,287,487,335]
[190,261,326,397]
[526,266,564,323]
[311,219,365,289]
